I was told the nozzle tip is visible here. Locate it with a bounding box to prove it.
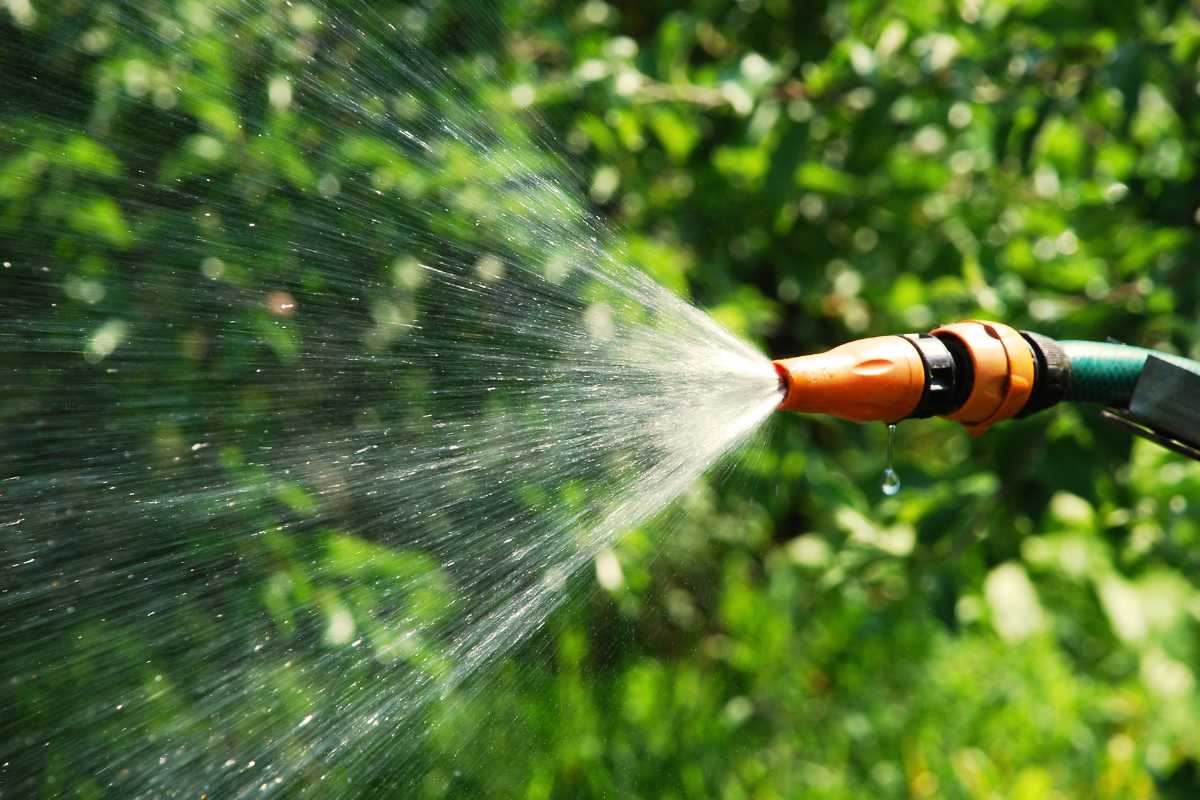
[773,336,926,423]
[773,360,790,399]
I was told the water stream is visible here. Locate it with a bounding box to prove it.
[1,2,782,795]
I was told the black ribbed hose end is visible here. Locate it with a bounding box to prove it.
[1017,331,1071,417]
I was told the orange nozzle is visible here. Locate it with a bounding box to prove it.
[773,336,926,423]
[773,321,1040,435]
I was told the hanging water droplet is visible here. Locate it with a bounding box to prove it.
[881,423,901,496]
[881,467,901,496]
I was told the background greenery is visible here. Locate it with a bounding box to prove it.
[4,0,1200,797]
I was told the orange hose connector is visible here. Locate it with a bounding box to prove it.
[773,335,926,423]
[932,320,1034,436]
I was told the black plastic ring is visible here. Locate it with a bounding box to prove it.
[902,333,959,418]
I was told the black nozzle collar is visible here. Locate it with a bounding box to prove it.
[902,333,959,418]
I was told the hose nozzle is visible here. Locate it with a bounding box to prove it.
[773,336,927,423]
[773,321,1048,434]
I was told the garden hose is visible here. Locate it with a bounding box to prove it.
[772,321,1200,446]
[1058,341,1200,405]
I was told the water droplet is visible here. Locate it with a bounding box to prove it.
[881,467,901,496]
[881,423,901,496]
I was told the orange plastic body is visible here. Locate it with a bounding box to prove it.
[773,336,926,423]
[772,320,1038,435]
[932,320,1035,436]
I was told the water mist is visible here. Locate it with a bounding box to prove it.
[0,2,780,795]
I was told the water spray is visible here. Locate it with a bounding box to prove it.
[773,320,1200,461]
[4,0,1197,792]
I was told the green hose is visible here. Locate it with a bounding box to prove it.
[1062,341,1200,406]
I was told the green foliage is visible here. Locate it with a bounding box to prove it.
[4,0,1200,797]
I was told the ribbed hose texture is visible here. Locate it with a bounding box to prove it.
[1061,341,1200,406]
